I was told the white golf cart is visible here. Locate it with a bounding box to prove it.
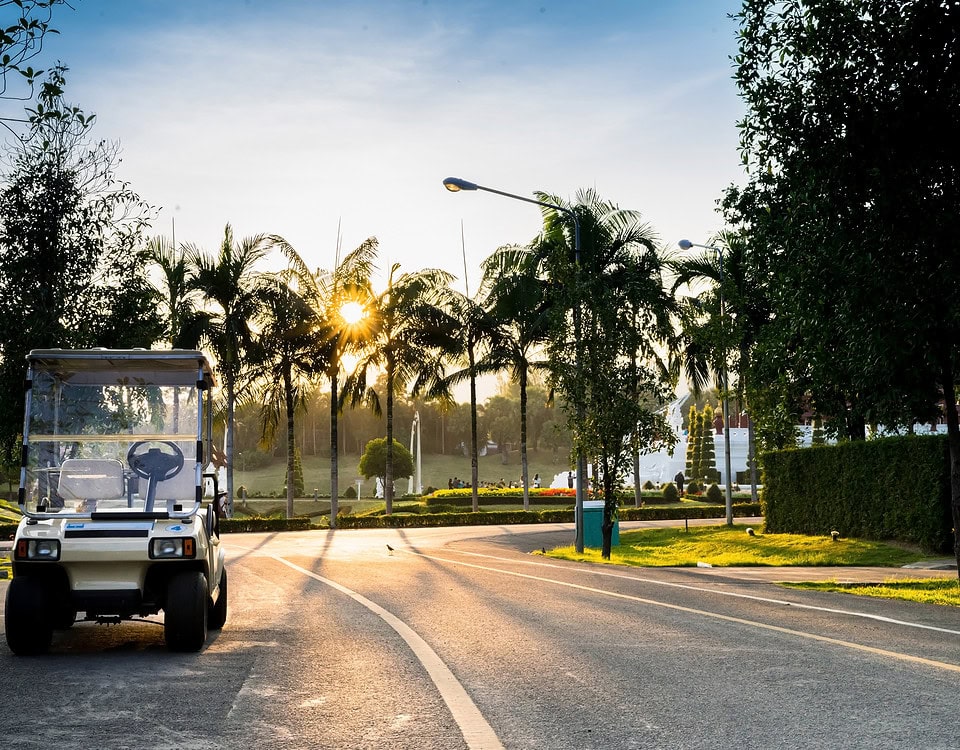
[4,349,227,654]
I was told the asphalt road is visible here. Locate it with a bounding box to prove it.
[1,520,959,749]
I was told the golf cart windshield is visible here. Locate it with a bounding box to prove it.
[20,349,217,520]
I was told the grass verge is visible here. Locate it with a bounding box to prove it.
[782,579,960,606]
[546,524,930,568]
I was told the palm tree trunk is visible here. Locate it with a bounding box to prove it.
[225,376,236,518]
[469,345,479,513]
[330,371,339,528]
[385,354,394,515]
[284,362,295,519]
[520,366,530,512]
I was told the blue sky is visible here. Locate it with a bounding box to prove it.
[11,0,746,289]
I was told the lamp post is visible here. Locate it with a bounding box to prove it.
[678,238,734,525]
[443,177,587,552]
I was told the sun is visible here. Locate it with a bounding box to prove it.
[339,301,365,326]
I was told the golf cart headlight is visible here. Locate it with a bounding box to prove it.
[150,537,195,559]
[15,539,61,561]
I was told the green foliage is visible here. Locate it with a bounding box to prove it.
[686,480,701,495]
[336,503,761,529]
[358,437,414,481]
[700,406,718,482]
[221,515,312,533]
[343,484,357,498]
[661,481,680,503]
[0,69,160,460]
[726,1,960,439]
[642,480,655,490]
[706,482,723,504]
[281,447,306,497]
[762,435,952,552]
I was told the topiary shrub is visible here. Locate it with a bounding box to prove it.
[706,483,723,503]
[662,482,680,502]
[344,485,357,498]
[686,480,701,495]
[642,480,655,490]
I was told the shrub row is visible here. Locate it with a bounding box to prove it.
[425,488,674,507]
[762,434,952,552]
[221,516,313,533]
[336,503,762,529]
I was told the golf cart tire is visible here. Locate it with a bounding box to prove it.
[5,577,54,655]
[164,571,208,652]
[208,567,228,630]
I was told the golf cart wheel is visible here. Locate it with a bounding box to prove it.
[164,571,208,652]
[5,577,53,655]
[208,567,227,630]
[53,605,78,630]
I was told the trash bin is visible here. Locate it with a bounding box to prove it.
[582,500,619,548]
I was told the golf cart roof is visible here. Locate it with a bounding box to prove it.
[26,349,217,388]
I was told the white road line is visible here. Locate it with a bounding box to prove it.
[266,553,504,750]
[446,549,960,636]
[403,549,960,674]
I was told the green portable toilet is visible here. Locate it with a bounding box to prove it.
[582,500,619,548]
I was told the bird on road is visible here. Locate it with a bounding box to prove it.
[386,544,394,554]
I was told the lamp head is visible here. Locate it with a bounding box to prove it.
[443,177,478,192]
[678,239,694,250]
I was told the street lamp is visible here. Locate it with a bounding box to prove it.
[678,238,734,525]
[443,177,588,552]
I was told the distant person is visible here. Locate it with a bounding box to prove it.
[674,471,685,494]
[533,473,541,489]
[567,471,574,489]
[448,477,453,490]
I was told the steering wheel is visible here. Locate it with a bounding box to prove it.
[126,441,185,512]
[127,441,184,482]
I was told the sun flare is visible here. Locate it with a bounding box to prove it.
[339,301,365,325]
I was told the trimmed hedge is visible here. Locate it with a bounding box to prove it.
[0,503,764,535]
[762,434,952,552]
[336,503,762,529]
[221,516,313,533]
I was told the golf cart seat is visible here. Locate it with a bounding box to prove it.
[58,459,126,509]
[154,465,199,510]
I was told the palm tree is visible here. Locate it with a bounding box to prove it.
[670,228,768,504]
[432,288,502,512]
[246,273,326,518]
[268,234,378,527]
[534,188,676,556]
[145,235,209,349]
[479,245,552,510]
[344,264,455,514]
[184,224,274,515]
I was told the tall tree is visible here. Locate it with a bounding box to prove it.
[727,0,960,570]
[146,236,209,349]
[431,288,501,512]
[0,67,158,460]
[345,264,454,514]
[269,234,378,526]
[535,189,674,558]
[246,273,326,518]
[184,225,273,516]
[1,0,70,137]
[671,229,769,502]
[479,245,552,510]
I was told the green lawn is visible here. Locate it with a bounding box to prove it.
[547,524,929,568]
[783,579,960,606]
[235,450,577,499]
